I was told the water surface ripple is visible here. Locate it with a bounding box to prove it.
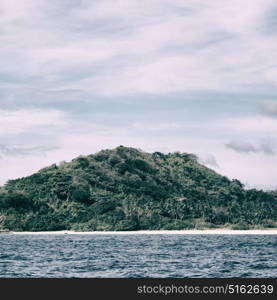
[0,234,276,277]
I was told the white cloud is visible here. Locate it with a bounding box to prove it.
[210,116,277,136]
[0,144,58,158]
[0,109,67,135]
[0,0,277,189]
[131,122,180,131]
[262,68,277,84]
[1,0,277,95]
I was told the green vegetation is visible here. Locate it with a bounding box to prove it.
[0,146,276,231]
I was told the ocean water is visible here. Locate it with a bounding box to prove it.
[0,234,276,278]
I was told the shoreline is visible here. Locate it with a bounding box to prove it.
[6,229,277,235]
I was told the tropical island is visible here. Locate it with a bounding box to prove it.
[0,146,276,232]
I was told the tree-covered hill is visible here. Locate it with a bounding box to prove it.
[0,146,276,231]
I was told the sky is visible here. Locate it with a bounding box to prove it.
[1,0,277,189]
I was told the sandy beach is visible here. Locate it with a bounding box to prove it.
[8,229,277,235]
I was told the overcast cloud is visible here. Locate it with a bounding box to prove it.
[259,100,277,117]
[226,140,275,155]
[1,0,277,189]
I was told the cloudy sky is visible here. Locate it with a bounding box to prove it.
[1,0,277,189]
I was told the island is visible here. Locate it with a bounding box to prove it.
[0,146,276,232]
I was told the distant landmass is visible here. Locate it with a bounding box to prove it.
[0,146,276,231]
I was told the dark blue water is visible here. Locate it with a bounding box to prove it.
[0,234,276,277]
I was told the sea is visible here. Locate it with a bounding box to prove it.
[0,234,276,277]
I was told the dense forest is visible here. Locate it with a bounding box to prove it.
[0,146,276,231]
